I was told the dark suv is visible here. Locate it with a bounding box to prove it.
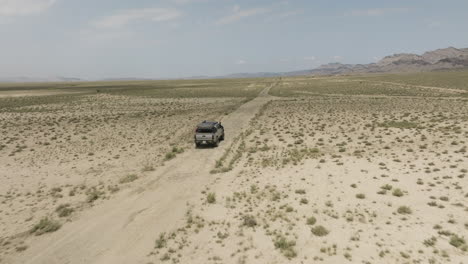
[194,121,224,147]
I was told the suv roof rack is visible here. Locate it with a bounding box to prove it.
[197,121,218,128]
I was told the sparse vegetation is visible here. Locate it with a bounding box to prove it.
[449,235,466,248]
[392,188,404,197]
[397,206,412,215]
[306,216,317,225]
[119,174,138,184]
[155,233,167,249]
[206,192,216,204]
[274,235,297,259]
[30,217,61,235]
[311,225,329,236]
[356,193,366,199]
[55,204,74,217]
[2,71,468,263]
[86,187,104,203]
[242,215,257,227]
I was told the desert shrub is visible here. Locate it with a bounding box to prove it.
[50,187,63,198]
[142,163,155,172]
[274,236,297,259]
[392,188,404,197]
[207,192,216,204]
[86,187,104,203]
[30,217,61,235]
[55,204,74,217]
[356,193,366,199]
[381,184,392,190]
[155,233,167,249]
[15,245,28,252]
[164,152,176,160]
[397,206,412,214]
[295,189,306,194]
[423,237,437,247]
[242,215,257,227]
[400,252,410,259]
[171,146,184,154]
[379,121,418,129]
[311,225,329,236]
[306,216,317,225]
[377,190,387,195]
[119,174,138,184]
[107,185,120,193]
[449,235,466,248]
[164,146,184,161]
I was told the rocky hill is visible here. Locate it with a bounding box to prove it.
[311,47,468,75]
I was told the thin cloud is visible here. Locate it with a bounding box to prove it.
[236,59,247,65]
[92,8,182,29]
[0,0,56,16]
[347,8,409,17]
[303,56,316,61]
[279,10,304,18]
[170,0,210,4]
[332,55,343,61]
[427,20,442,28]
[217,6,270,25]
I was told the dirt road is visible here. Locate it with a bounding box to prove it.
[13,83,275,264]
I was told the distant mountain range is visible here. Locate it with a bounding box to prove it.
[1,47,467,83]
[308,47,468,76]
[0,76,83,83]
[210,47,468,78]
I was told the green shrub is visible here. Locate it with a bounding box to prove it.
[86,187,104,203]
[423,237,437,247]
[449,235,466,248]
[172,146,184,154]
[119,174,138,184]
[164,152,176,160]
[155,233,167,249]
[55,204,74,217]
[311,225,329,236]
[295,189,306,194]
[306,216,317,225]
[207,192,216,204]
[379,121,418,129]
[30,217,61,235]
[381,184,392,190]
[356,193,366,199]
[274,236,297,259]
[242,215,257,227]
[392,188,404,197]
[397,206,412,214]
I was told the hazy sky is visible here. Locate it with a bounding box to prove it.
[0,0,467,79]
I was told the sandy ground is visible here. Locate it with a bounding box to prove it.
[0,84,274,263]
[1,81,467,264]
[0,92,247,260]
[0,90,89,98]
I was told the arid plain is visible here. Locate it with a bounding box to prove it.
[0,72,467,264]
